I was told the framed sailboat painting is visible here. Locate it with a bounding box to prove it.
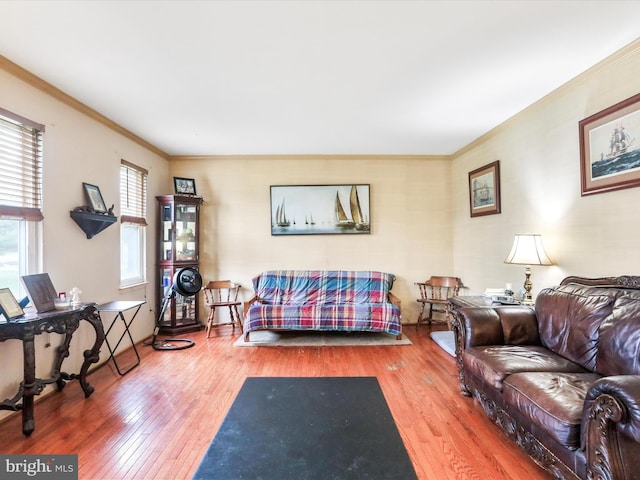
[270,184,370,235]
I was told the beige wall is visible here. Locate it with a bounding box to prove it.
[170,155,452,321]
[0,67,169,417]
[451,39,640,297]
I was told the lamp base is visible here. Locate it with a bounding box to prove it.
[522,265,534,304]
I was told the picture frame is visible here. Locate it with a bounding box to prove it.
[22,273,58,312]
[469,160,501,217]
[82,182,108,213]
[270,184,370,235]
[0,288,24,320]
[174,177,197,195]
[579,92,640,196]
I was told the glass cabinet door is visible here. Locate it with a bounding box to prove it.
[175,204,198,262]
[159,266,173,324]
[160,204,173,261]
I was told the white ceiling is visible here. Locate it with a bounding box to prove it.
[1,1,640,157]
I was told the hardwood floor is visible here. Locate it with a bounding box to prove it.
[0,326,552,480]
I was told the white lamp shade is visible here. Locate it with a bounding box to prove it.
[504,234,553,266]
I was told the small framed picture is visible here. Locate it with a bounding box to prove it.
[22,273,58,312]
[468,160,501,217]
[83,182,108,213]
[174,177,197,195]
[0,288,24,320]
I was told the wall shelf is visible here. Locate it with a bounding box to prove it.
[70,210,117,239]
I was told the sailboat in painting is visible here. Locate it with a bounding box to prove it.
[334,191,354,229]
[275,199,291,227]
[334,185,369,231]
[305,213,315,225]
[350,185,370,231]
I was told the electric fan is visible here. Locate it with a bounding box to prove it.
[150,267,203,351]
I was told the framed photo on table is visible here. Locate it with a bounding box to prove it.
[468,161,501,217]
[22,273,58,312]
[83,182,108,213]
[579,92,640,196]
[0,288,24,320]
[174,177,197,195]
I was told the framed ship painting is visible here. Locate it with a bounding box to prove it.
[270,185,370,235]
[469,161,501,217]
[580,92,640,196]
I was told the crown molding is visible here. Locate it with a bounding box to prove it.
[0,54,168,159]
[169,154,450,162]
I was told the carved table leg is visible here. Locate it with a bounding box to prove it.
[54,307,105,397]
[78,307,105,397]
[54,329,74,392]
[22,333,36,436]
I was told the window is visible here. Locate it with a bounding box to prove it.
[0,108,43,297]
[120,160,148,287]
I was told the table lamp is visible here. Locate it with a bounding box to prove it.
[504,234,553,305]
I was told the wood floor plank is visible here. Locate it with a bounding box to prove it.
[0,326,552,479]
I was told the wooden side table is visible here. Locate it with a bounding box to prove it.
[0,304,105,435]
[449,295,496,309]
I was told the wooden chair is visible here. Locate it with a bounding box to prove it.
[415,276,463,328]
[202,280,243,337]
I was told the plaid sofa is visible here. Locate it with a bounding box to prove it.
[243,270,402,340]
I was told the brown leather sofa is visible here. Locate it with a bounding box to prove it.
[449,276,640,480]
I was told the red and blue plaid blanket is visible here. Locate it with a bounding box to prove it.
[246,270,402,337]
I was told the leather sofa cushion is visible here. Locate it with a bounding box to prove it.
[597,290,640,376]
[462,345,588,391]
[460,307,540,349]
[535,284,616,370]
[497,307,540,345]
[504,372,602,448]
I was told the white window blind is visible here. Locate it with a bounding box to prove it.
[0,107,44,221]
[120,160,147,225]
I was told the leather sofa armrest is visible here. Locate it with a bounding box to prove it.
[583,375,640,443]
[582,375,640,479]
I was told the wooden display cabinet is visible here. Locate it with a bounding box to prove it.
[156,195,203,334]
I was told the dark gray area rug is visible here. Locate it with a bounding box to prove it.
[193,377,417,480]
